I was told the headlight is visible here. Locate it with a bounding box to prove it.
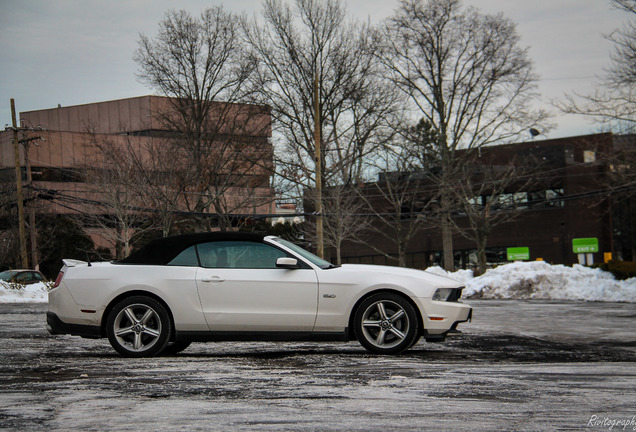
[432,287,463,302]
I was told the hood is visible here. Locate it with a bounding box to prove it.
[338,264,463,288]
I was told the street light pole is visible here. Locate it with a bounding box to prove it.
[10,98,28,268]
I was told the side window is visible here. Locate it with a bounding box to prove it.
[196,242,229,268]
[196,241,288,269]
[238,243,288,269]
[167,245,199,266]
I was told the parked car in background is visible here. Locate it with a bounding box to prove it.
[47,232,472,357]
[0,269,47,285]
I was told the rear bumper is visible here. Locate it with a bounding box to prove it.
[46,312,102,339]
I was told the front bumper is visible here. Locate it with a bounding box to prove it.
[416,297,472,342]
[424,307,472,342]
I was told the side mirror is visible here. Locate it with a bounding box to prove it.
[276,257,299,269]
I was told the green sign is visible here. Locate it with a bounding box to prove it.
[572,238,599,254]
[507,247,530,261]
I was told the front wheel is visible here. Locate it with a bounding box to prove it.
[106,296,172,357]
[353,293,419,355]
[161,341,192,355]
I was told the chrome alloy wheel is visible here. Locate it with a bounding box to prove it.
[360,300,410,349]
[113,303,163,352]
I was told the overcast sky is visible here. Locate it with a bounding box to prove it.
[0,0,630,139]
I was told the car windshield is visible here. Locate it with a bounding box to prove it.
[268,237,336,269]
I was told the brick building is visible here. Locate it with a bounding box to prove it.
[1,96,274,268]
[336,133,635,269]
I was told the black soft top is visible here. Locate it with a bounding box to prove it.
[117,232,267,265]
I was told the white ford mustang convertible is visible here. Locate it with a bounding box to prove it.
[47,232,472,357]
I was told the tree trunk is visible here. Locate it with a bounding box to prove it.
[441,213,454,271]
[441,184,455,271]
[477,235,488,275]
[397,236,407,267]
[398,251,406,268]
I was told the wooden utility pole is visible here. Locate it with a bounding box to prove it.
[313,77,324,258]
[10,98,28,268]
[25,142,38,270]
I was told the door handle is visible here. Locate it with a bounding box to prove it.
[201,276,224,283]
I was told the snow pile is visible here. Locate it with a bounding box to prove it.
[427,261,636,302]
[0,262,634,303]
[0,281,50,303]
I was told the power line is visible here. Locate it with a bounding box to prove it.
[26,181,635,221]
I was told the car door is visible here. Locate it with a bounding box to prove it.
[194,241,319,332]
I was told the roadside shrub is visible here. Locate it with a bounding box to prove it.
[0,280,53,291]
[3,281,24,291]
[595,260,636,280]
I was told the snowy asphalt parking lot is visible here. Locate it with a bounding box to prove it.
[1,300,636,431]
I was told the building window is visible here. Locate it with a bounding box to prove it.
[470,189,564,211]
[545,189,565,207]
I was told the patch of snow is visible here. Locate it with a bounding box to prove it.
[0,281,49,303]
[1,262,634,303]
[425,266,474,284]
[426,261,636,302]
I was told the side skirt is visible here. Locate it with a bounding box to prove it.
[175,330,349,343]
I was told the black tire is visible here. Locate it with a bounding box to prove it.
[353,292,419,355]
[408,335,422,349]
[106,296,172,358]
[161,341,192,355]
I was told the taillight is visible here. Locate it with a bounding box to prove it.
[53,271,64,288]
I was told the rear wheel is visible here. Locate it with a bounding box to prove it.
[106,296,171,357]
[354,293,419,354]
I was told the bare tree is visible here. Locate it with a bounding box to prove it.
[135,8,273,231]
[608,1,636,88]
[558,0,635,134]
[0,182,20,269]
[377,0,550,270]
[450,158,540,274]
[597,134,636,261]
[355,132,441,267]
[82,132,150,259]
[304,184,371,265]
[242,0,402,248]
[557,1,635,259]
